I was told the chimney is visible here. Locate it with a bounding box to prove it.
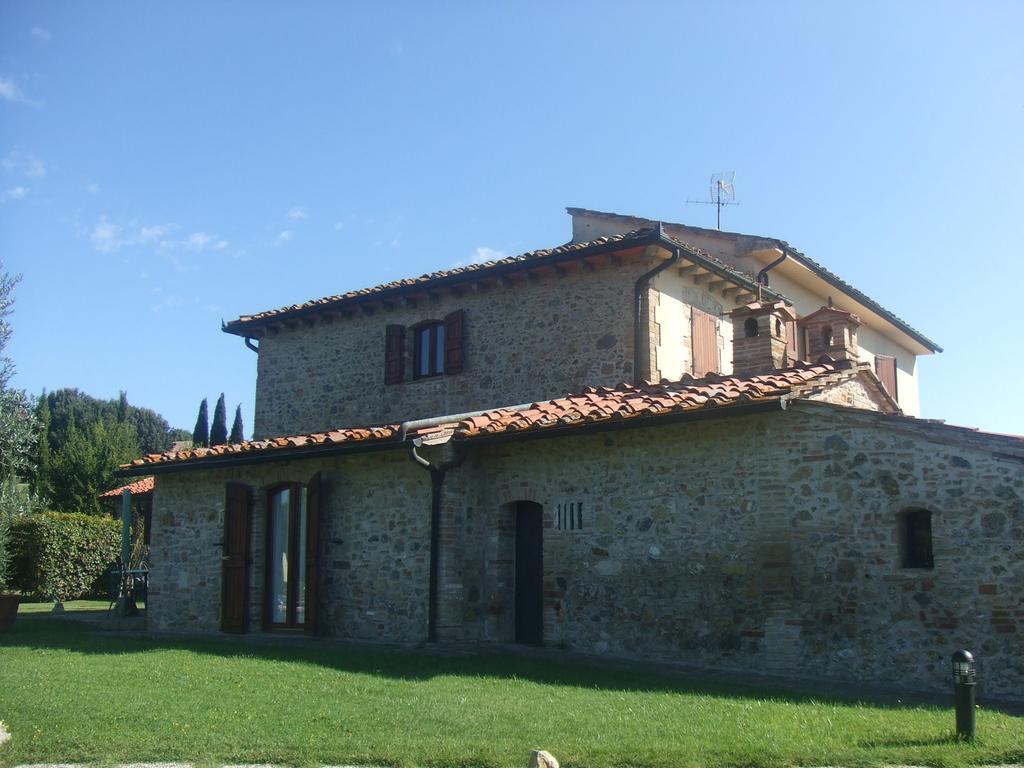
[729,301,797,376]
[799,305,861,362]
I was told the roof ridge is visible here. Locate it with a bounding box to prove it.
[567,207,941,353]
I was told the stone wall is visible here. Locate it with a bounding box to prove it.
[252,257,656,438]
[149,451,431,642]
[150,399,1023,698]
[437,406,1024,697]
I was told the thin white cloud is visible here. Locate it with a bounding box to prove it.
[275,230,293,245]
[333,221,345,231]
[0,77,38,106]
[90,217,123,252]
[287,206,308,221]
[0,186,28,203]
[30,27,51,42]
[471,246,506,263]
[2,151,47,179]
[0,78,26,103]
[88,215,231,255]
[180,231,229,251]
[140,224,177,243]
[86,182,100,195]
[449,246,508,270]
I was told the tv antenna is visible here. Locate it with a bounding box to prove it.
[685,172,739,230]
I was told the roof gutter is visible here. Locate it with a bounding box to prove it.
[756,248,789,287]
[633,224,681,384]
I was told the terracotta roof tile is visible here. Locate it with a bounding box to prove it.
[223,228,776,334]
[126,425,401,469]
[567,207,941,353]
[99,476,155,497]
[122,362,876,473]
[445,362,851,439]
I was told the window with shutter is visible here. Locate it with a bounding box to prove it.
[786,319,802,364]
[384,324,405,385]
[444,309,464,375]
[875,354,898,401]
[691,307,721,378]
[412,321,444,379]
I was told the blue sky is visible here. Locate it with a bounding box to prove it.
[1,2,1022,437]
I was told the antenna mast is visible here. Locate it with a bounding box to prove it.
[685,172,739,230]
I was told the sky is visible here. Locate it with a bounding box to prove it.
[1,1,1023,438]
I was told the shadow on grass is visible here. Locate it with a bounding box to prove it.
[4,612,1022,718]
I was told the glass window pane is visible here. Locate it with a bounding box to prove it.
[418,327,430,376]
[270,488,290,624]
[297,488,308,625]
[435,325,445,374]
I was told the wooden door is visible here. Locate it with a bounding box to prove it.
[514,501,544,645]
[221,484,252,633]
[304,472,321,635]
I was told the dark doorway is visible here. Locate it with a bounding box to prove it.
[514,501,544,645]
[221,484,252,633]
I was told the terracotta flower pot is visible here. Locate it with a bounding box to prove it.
[0,593,21,632]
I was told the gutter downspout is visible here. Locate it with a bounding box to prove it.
[408,438,467,644]
[244,336,259,353]
[633,223,682,384]
[756,248,789,288]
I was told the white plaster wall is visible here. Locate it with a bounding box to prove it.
[765,270,921,415]
[569,210,925,415]
[652,270,732,380]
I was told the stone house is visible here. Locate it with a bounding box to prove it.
[119,208,1023,697]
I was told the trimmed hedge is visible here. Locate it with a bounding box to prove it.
[10,511,120,601]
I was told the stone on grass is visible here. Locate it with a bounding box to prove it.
[529,749,559,768]
[0,720,9,749]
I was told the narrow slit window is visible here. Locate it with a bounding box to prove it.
[899,508,934,569]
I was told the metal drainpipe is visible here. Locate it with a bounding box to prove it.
[244,336,259,353]
[408,439,467,643]
[396,402,546,642]
[756,248,789,287]
[633,224,681,384]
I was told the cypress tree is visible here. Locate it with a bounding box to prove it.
[192,398,209,448]
[229,405,244,444]
[210,394,228,446]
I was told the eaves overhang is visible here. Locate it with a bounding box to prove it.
[222,228,785,337]
[567,207,942,354]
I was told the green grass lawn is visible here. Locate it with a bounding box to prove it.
[16,598,112,614]
[1,613,1021,768]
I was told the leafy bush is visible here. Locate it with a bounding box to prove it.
[10,511,120,601]
[0,511,9,590]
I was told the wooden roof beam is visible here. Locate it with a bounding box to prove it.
[692,270,715,285]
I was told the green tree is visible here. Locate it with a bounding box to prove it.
[229,404,244,444]
[192,398,209,448]
[210,393,228,446]
[32,392,53,502]
[0,265,37,586]
[48,420,138,516]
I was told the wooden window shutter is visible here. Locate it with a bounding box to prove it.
[384,324,405,385]
[875,355,898,402]
[786,320,801,364]
[444,309,465,375]
[691,308,721,378]
[220,483,252,634]
[304,472,321,636]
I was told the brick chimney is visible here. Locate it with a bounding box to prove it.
[799,305,860,362]
[729,301,797,376]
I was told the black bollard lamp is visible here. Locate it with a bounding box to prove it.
[951,649,976,740]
